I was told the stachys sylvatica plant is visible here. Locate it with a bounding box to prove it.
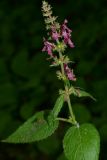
[2,1,100,160]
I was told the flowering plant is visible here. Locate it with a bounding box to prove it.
[2,1,100,160]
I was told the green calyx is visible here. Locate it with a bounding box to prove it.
[54,41,66,53]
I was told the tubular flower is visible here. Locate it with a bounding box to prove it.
[61,19,74,48]
[42,39,55,57]
[64,64,76,81]
[51,25,60,41]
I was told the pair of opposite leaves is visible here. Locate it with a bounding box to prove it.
[2,90,100,160]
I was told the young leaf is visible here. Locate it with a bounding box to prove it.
[73,88,96,101]
[2,111,59,143]
[63,123,100,160]
[52,94,64,118]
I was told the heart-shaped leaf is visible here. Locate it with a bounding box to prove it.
[2,111,59,143]
[63,123,100,160]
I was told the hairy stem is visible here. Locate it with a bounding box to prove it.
[67,93,77,125]
[59,51,77,125]
[59,51,65,75]
[56,117,71,123]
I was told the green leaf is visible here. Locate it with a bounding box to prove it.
[63,123,100,160]
[52,95,64,118]
[73,88,96,101]
[2,111,59,143]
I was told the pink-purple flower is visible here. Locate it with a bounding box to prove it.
[42,39,55,57]
[64,64,76,81]
[51,25,60,41]
[61,19,74,48]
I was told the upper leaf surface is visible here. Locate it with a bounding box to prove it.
[3,111,59,143]
[63,123,100,160]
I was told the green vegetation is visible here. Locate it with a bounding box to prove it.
[0,0,107,159]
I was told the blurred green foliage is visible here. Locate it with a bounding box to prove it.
[0,0,107,159]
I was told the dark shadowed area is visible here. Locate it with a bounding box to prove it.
[0,0,107,159]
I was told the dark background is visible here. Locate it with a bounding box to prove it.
[0,0,107,159]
